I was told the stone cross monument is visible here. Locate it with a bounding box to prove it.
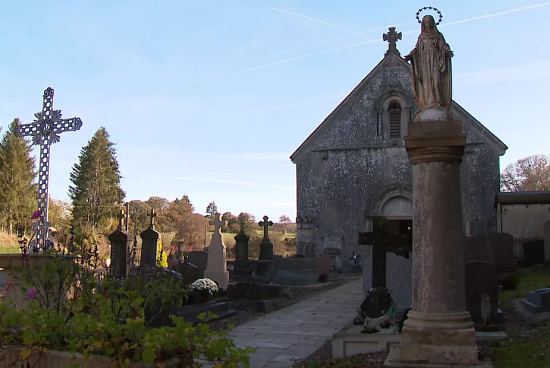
[258,215,274,260]
[204,212,229,289]
[140,209,159,269]
[387,8,478,367]
[16,87,82,249]
[383,27,402,56]
[109,209,128,278]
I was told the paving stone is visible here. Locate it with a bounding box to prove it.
[229,278,363,367]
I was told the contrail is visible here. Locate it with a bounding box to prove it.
[268,6,362,36]
[188,2,550,86]
[441,1,550,27]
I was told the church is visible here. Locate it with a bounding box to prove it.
[290,28,507,307]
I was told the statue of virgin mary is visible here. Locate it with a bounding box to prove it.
[405,15,453,119]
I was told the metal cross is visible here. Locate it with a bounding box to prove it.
[16,87,82,249]
[383,27,402,56]
[258,215,273,241]
[147,208,157,229]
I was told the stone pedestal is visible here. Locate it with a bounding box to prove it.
[204,216,229,289]
[386,120,478,367]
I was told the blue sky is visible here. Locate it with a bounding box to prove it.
[0,1,549,220]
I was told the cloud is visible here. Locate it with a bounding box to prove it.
[440,1,550,28]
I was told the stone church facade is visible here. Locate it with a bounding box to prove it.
[290,33,507,307]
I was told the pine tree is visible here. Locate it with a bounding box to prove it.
[0,119,36,233]
[69,127,125,234]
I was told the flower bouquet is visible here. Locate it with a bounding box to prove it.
[191,278,219,303]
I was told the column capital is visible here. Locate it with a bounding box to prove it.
[405,120,465,164]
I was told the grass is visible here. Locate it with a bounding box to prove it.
[492,323,550,368]
[490,264,550,367]
[500,264,550,303]
[0,231,22,254]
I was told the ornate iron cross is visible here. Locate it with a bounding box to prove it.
[16,87,83,249]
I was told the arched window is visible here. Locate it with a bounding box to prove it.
[388,102,402,138]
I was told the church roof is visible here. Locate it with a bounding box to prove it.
[290,45,507,162]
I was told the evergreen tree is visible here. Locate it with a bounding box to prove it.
[69,127,125,234]
[205,201,217,218]
[0,119,36,234]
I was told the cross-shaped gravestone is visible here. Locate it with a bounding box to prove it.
[383,27,402,56]
[258,215,273,241]
[210,212,224,242]
[16,87,82,249]
[258,215,274,260]
[147,208,157,229]
[140,208,159,269]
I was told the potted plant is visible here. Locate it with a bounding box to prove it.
[190,278,218,304]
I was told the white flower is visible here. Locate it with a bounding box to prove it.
[191,278,219,296]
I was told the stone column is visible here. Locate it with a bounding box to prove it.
[393,120,478,366]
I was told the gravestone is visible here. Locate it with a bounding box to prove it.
[489,233,515,273]
[204,213,229,289]
[187,251,208,279]
[140,209,159,268]
[465,260,500,328]
[180,262,199,284]
[233,227,255,281]
[234,227,249,262]
[109,211,128,278]
[522,288,550,313]
[464,237,502,328]
[545,221,550,262]
[258,215,274,260]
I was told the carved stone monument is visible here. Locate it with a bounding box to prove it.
[109,210,128,278]
[140,209,159,268]
[16,87,83,249]
[233,224,255,281]
[204,212,229,289]
[387,8,479,367]
[258,215,274,260]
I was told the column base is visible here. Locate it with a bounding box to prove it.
[387,311,478,366]
[384,346,493,368]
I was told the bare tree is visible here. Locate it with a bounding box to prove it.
[278,215,291,234]
[501,155,550,192]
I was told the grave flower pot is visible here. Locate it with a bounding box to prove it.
[192,290,210,304]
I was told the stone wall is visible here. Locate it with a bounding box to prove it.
[293,54,504,260]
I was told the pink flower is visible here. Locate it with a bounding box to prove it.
[25,287,37,300]
[31,210,41,220]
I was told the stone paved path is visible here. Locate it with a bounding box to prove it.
[228,278,364,368]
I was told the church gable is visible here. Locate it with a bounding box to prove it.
[291,49,507,163]
[290,52,413,163]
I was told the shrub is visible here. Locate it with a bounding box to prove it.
[0,251,252,366]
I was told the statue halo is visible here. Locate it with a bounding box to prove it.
[416,6,443,25]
